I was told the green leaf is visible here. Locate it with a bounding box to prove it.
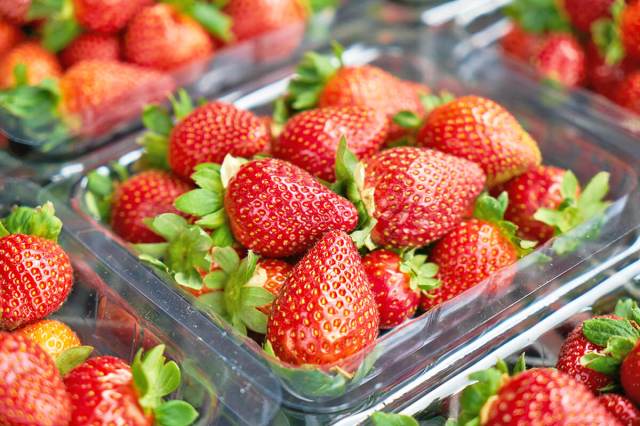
[175,269,205,290]
[211,224,235,247]
[503,0,571,34]
[196,209,226,229]
[191,163,222,193]
[421,91,455,114]
[203,270,228,289]
[13,64,28,87]
[56,345,94,376]
[239,308,269,334]
[392,111,422,129]
[581,352,621,375]
[212,246,240,274]
[138,253,171,272]
[196,291,227,316]
[41,16,81,52]
[272,97,289,127]
[495,359,509,375]
[582,318,640,347]
[458,368,504,425]
[560,171,579,201]
[135,242,170,258]
[138,132,170,171]
[605,336,637,360]
[577,172,610,214]
[169,89,195,121]
[0,222,9,238]
[2,202,63,241]
[241,286,275,307]
[370,412,419,426]
[474,192,508,222]
[28,0,64,19]
[155,400,199,426]
[147,213,189,241]
[86,171,114,197]
[615,299,640,324]
[174,189,222,216]
[189,1,232,41]
[592,0,626,65]
[142,105,173,136]
[286,50,340,113]
[512,353,527,375]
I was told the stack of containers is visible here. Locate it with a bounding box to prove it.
[1,1,640,424]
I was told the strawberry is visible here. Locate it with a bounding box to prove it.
[284,46,428,142]
[0,203,73,330]
[585,41,634,99]
[416,95,542,187]
[455,365,622,425]
[562,0,615,33]
[73,0,149,34]
[500,23,544,62]
[620,1,640,62]
[108,170,193,244]
[272,106,388,181]
[420,193,525,311]
[64,345,198,426]
[0,42,62,89]
[124,4,214,71]
[362,249,439,329]
[251,258,292,315]
[0,332,71,426]
[266,230,379,366]
[335,143,485,249]
[556,315,619,393]
[580,300,640,406]
[598,394,640,425]
[0,0,30,24]
[15,319,80,359]
[224,0,306,42]
[616,71,640,113]
[533,33,586,87]
[60,33,120,68]
[0,18,22,57]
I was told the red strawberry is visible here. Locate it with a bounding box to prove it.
[585,42,634,100]
[273,106,388,181]
[616,71,640,113]
[556,316,618,392]
[362,249,439,329]
[598,394,640,426]
[266,230,379,366]
[64,345,198,426]
[72,0,149,33]
[533,33,586,87]
[124,4,214,71]
[0,41,62,89]
[621,2,640,62]
[0,18,22,57]
[224,0,306,42]
[165,100,270,181]
[338,145,485,249]
[224,157,358,257]
[420,193,520,311]
[0,204,73,330]
[0,332,71,426]
[0,0,29,24]
[60,33,120,68]
[501,23,544,62]
[562,0,614,33]
[251,258,292,315]
[15,318,81,359]
[417,95,542,187]
[493,165,575,242]
[110,170,193,244]
[622,345,640,405]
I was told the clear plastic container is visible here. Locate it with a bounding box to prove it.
[0,177,282,425]
[378,253,640,423]
[52,24,640,423]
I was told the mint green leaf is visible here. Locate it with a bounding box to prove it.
[191,164,222,193]
[56,346,94,376]
[155,400,199,426]
[578,172,610,211]
[614,299,640,324]
[533,207,562,226]
[196,291,227,316]
[175,189,221,216]
[473,192,507,222]
[175,270,204,290]
[190,1,232,41]
[495,359,509,375]
[157,360,181,396]
[212,246,240,274]
[458,368,503,425]
[142,105,173,136]
[0,222,9,238]
[241,286,275,307]
[560,170,579,200]
[370,412,419,426]
[135,242,169,258]
[196,209,226,229]
[169,89,195,121]
[239,308,269,334]
[203,270,227,289]
[147,213,189,241]
[138,253,171,272]
[211,225,235,247]
[582,318,640,346]
[87,171,114,197]
[581,352,620,375]
[138,132,170,170]
[606,335,637,360]
[392,111,422,129]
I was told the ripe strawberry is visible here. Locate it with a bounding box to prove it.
[616,71,640,113]
[501,23,544,62]
[622,345,640,405]
[60,33,120,68]
[562,0,614,33]
[251,258,292,315]
[362,249,439,329]
[420,193,522,311]
[15,319,80,359]
[598,394,640,425]
[493,165,574,242]
[110,170,193,244]
[0,0,29,24]
[0,42,62,88]
[224,0,306,42]
[167,101,270,180]
[0,204,73,330]
[621,2,640,62]
[336,145,485,249]
[285,47,428,142]
[0,18,22,57]
[124,4,214,71]
[64,345,198,426]
[533,33,586,87]
[556,316,618,393]
[417,95,542,187]
[73,0,149,33]
[266,230,379,366]
[224,157,358,257]
[273,106,388,181]
[585,42,634,100]
[0,332,71,426]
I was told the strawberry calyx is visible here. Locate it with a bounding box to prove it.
[298,0,339,15]
[456,355,527,426]
[139,89,195,171]
[131,344,199,426]
[533,171,610,254]
[162,0,233,42]
[29,0,82,52]
[580,299,640,376]
[56,345,94,376]
[370,412,419,426]
[333,137,377,250]
[84,163,130,222]
[398,248,440,293]
[0,65,70,150]
[195,248,275,335]
[473,192,537,257]
[503,0,572,34]
[136,213,214,290]
[392,92,455,131]
[0,202,63,241]
[592,0,626,65]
